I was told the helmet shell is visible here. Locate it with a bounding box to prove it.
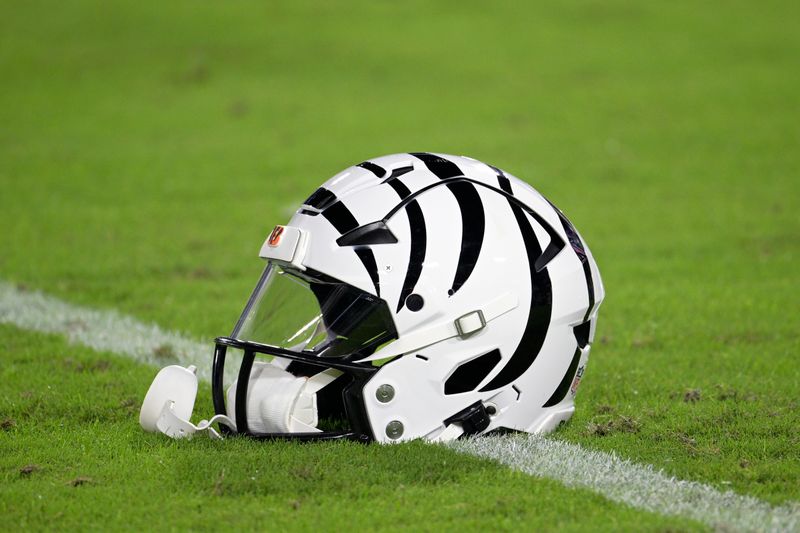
[275,153,604,441]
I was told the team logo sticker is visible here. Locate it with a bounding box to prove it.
[267,225,285,247]
[570,365,585,396]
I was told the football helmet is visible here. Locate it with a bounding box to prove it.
[140,153,604,443]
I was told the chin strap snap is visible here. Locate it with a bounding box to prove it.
[156,401,236,440]
[431,401,491,442]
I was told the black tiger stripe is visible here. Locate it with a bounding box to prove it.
[410,153,485,296]
[357,161,386,178]
[487,166,565,272]
[322,199,381,297]
[479,172,553,392]
[321,201,360,234]
[542,347,582,407]
[488,164,511,192]
[353,248,380,297]
[410,152,462,178]
[383,173,427,313]
[546,199,595,322]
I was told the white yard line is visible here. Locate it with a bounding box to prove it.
[1,281,798,532]
[0,281,236,383]
[448,435,799,532]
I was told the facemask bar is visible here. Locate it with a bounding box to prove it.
[212,336,377,441]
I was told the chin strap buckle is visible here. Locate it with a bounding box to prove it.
[441,401,491,439]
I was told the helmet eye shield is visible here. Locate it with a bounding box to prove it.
[232,264,398,360]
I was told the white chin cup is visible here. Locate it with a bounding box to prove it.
[140,365,198,432]
[140,364,234,439]
[226,361,341,434]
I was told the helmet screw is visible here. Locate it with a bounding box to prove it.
[485,404,498,416]
[385,420,404,440]
[376,384,395,403]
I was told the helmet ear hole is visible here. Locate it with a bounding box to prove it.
[405,294,424,312]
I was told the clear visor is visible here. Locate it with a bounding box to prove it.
[231,264,397,360]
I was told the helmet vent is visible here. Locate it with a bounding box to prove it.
[357,161,387,178]
[302,187,338,213]
[381,164,414,183]
[336,221,398,246]
[444,349,502,395]
[573,321,591,349]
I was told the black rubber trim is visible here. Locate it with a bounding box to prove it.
[336,221,398,246]
[340,372,377,441]
[542,347,582,407]
[357,161,386,178]
[410,153,485,295]
[444,349,502,395]
[479,173,553,392]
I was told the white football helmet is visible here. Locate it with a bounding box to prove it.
[140,153,604,443]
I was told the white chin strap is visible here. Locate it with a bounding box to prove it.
[156,402,234,440]
[226,361,340,434]
[139,362,339,439]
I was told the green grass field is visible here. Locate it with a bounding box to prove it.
[1,0,798,530]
